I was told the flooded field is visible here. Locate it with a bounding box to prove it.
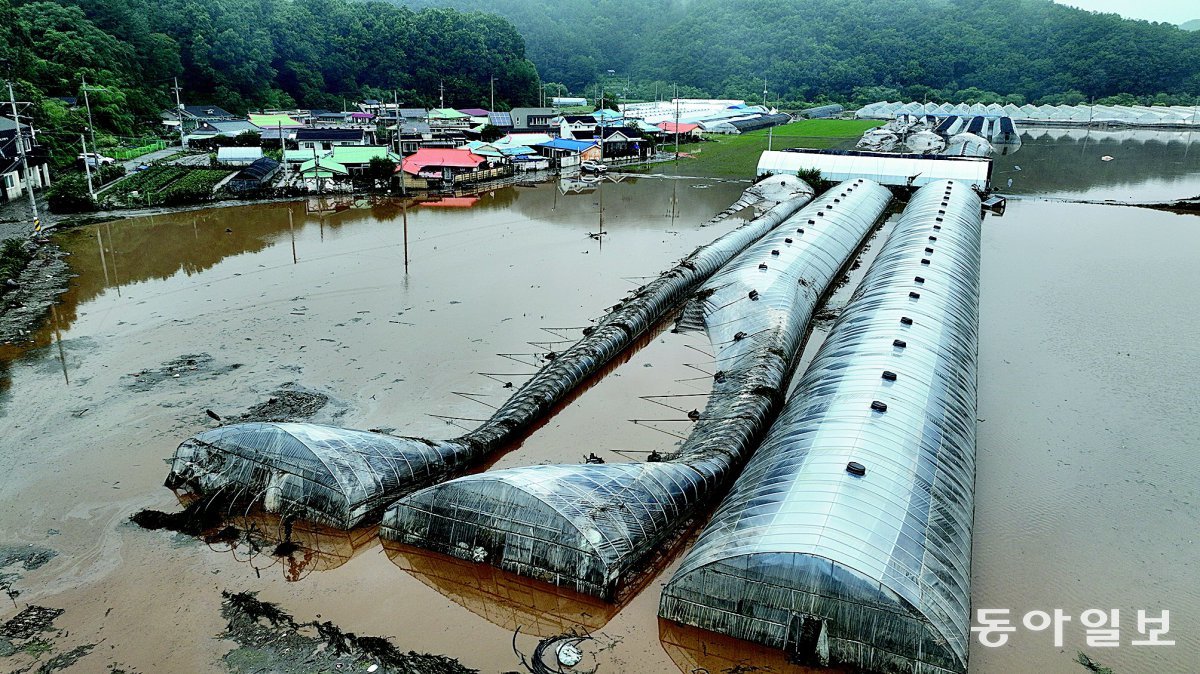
[1,134,1198,673]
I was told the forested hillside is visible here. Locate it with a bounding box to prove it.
[396,0,1200,105]
[1,0,539,159]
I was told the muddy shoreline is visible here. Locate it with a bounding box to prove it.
[0,241,73,347]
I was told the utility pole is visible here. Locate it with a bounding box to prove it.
[439,80,445,110]
[172,77,186,149]
[80,134,95,202]
[81,75,97,153]
[277,122,289,187]
[490,76,495,112]
[674,83,680,162]
[598,89,605,162]
[7,81,41,234]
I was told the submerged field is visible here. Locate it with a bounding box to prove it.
[1,130,1199,673]
[669,118,883,178]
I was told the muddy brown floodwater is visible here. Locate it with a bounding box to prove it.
[1,136,1199,674]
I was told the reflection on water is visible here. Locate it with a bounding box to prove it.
[214,513,378,582]
[994,128,1200,200]
[659,619,852,674]
[384,542,618,636]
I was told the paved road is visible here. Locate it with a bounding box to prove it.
[120,146,181,173]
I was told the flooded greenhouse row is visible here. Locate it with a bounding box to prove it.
[0,131,1198,673]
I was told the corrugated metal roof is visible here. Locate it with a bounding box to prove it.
[247,113,304,128]
[535,138,598,152]
[295,128,366,141]
[328,145,400,165]
[401,148,486,173]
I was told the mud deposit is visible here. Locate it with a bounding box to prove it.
[123,353,243,392]
[232,386,329,423]
[220,591,475,674]
[0,242,72,346]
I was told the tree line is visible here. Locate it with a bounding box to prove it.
[1,0,540,162]
[395,0,1200,107]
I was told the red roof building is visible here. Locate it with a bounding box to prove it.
[400,148,488,178]
[658,122,701,135]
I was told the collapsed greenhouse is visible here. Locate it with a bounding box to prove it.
[380,180,894,598]
[659,179,981,674]
[164,176,819,529]
[857,100,1200,128]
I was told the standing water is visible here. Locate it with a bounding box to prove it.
[1,133,1199,673]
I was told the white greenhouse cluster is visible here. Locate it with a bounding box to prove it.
[857,101,1200,128]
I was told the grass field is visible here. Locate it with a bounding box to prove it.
[665,119,884,178]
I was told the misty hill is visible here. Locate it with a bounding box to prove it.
[1182,19,1200,31]
[394,0,1200,104]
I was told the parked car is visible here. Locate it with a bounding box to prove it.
[78,152,116,167]
[580,160,607,174]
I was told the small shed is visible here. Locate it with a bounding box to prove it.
[227,157,280,193]
[216,146,265,166]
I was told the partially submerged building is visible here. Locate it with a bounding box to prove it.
[227,157,280,193]
[165,177,820,529]
[758,149,992,191]
[380,180,894,598]
[660,180,981,674]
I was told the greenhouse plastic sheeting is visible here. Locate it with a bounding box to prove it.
[165,177,817,529]
[857,100,1200,128]
[659,179,981,674]
[381,180,893,598]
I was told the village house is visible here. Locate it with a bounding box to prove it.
[534,138,601,167]
[486,111,513,131]
[295,128,371,153]
[0,118,51,203]
[185,119,262,147]
[657,121,702,139]
[248,113,305,130]
[400,148,488,181]
[327,145,402,175]
[559,115,597,138]
[296,157,349,192]
[509,108,557,133]
[426,108,472,130]
[599,127,653,159]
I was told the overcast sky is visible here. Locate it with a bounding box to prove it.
[1056,0,1196,24]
